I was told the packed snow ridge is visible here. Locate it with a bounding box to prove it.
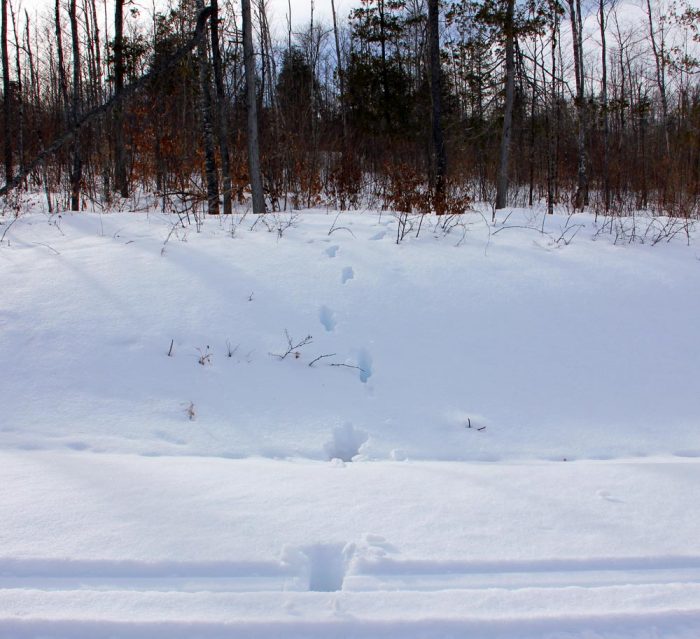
[1,207,699,638]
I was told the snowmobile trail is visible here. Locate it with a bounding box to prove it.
[1,451,700,638]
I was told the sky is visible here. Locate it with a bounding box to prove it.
[16,0,361,31]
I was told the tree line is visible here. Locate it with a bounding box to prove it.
[1,0,699,216]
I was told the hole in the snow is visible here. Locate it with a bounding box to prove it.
[303,543,348,592]
[324,422,368,462]
[319,305,336,332]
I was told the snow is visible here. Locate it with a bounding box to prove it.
[1,207,699,637]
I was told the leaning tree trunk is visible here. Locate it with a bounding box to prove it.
[427,0,446,212]
[0,8,213,198]
[495,0,516,212]
[241,0,265,213]
[195,0,219,215]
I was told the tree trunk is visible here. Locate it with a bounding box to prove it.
[210,0,232,215]
[195,0,219,215]
[495,0,515,211]
[546,15,558,216]
[330,0,346,141]
[645,0,669,156]
[69,0,82,211]
[114,0,128,197]
[242,0,265,213]
[568,0,588,210]
[8,4,23,177]
[599,0,609,215]
[2,0,11,188]
[427,0,446,211]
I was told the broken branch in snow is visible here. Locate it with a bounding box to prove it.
[330,362,367,374]
[308,353,336,367]
[270,330,313,360]
[465,418,486,431]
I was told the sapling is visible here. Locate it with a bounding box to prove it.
[197,345,212,365]
[226,340,239,358]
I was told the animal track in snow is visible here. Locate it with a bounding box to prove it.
[341,267,354,284]
[325,245,339,258]
[370,231,386,241]
[357,349,373,383]
[302,543,352,591]
[324,422,368,462]
[319,306,337,332]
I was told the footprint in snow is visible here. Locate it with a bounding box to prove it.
[341,266,354,284]
[356,349,372,383]
[596,490,623,503]
[370,231,386,241]
[319,306,337,332]
[326,245,339,258]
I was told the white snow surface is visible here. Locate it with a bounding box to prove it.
[1,208,699,638]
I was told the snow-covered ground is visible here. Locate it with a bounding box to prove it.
[1,208,699,637]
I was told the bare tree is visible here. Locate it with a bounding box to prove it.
[568,0,588,209]
[645,0,669,155]
[427,0,446,210]
[242,0,264,213]
[210,0,232,215]
[2,0,11,187]
[331,0,346,141]
[69,0,83,210]
[114,0,128,197]
[598,0,610,213]
[195,0,220,215]
[495,0,516,211]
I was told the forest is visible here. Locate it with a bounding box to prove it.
[1,0,699,217]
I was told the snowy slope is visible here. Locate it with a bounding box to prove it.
[1,208,699,637]
[1,209,699,461]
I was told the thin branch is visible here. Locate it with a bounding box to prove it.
[270,330,313,360]
[308,353,336,367]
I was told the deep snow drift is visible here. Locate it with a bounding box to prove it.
[1,207,699,638]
